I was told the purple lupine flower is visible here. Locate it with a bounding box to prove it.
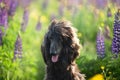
[19,0,31,8]
[36,19,42,31]
[14,34,22,60]
[21,8,29,32]
[96,28,105,58]
[67,0,79,10]
[42,0,49,10]
[111,0,120,6]
[3,0,11,10]
[115,0,120,7]
[58,3,64,17]
[67,0,73,10]
[107,7,112,17]
[8,0,18,16]
[0,7,8,30]
[95,0,108,9]
[112,9,120,57]
[0,0,2,3]
[0,29,2,46]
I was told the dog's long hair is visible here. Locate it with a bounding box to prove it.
[41,20,85,80]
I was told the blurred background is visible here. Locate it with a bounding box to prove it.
[0,0,120,80]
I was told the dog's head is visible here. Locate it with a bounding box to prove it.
[41,20,81,64]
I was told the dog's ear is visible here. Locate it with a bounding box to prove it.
[41,33,50,65]
[65,28,80,64]
[67,44,80,64]
[41,43,47,64]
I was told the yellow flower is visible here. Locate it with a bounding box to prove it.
[40,15,48,23]
[30,10,39,20]
[101,66,105,70]
[99,11,105,19]
[89,74,104,80]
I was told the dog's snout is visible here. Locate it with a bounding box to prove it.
[50,50,57,55]
[50,53,56,56]
[50,41,58,55]
[50,38,62,56]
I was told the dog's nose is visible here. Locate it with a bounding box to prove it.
[50,51,57,56]
[51,53,56,56]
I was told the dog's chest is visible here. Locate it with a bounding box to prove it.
[46,63,75,80]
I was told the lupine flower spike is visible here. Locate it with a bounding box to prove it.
[3,0,11,10]
[95,0,107,9]
[36,17,42,31]
[112,9,120,58]
[14,34,22,60]
[21,8,29,32]
[96,27,105,58]
[21,0,31,8]
[42,0,49,10]
[8,0,18,17]
[58,3,64,17]
[107,7,112,17]
[0,5,8,30]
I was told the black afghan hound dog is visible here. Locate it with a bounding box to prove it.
[41,20,85,80]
